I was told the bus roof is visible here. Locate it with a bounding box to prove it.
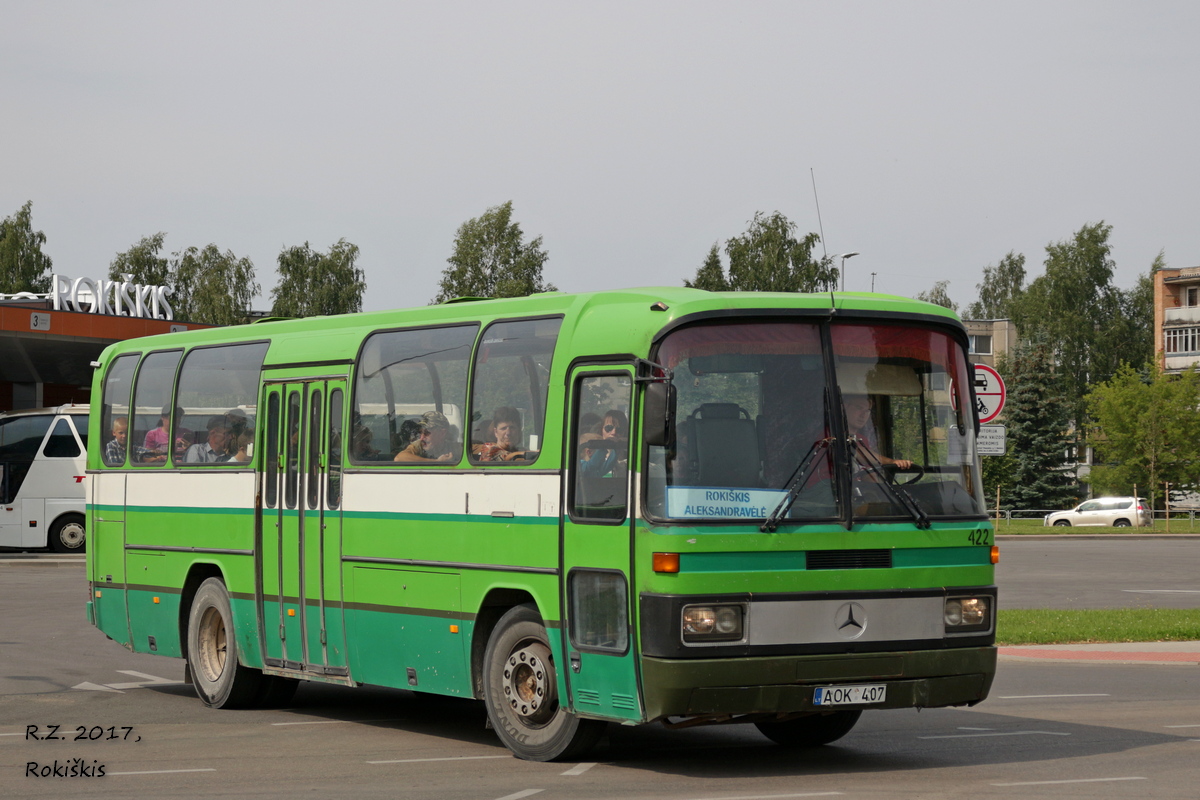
[94,287,964,367]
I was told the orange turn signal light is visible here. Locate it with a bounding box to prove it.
[990,545,1000,564]
[653,552,680,573]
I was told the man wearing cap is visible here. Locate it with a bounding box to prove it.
[393,411,457,463]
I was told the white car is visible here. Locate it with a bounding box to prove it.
[1044,497,1150,528]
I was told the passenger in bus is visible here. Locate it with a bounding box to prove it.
[844,395,912,470]
[185,417,230,463]
[221,409,250,458]
[350,424,385,461]
[104,416,129,464]
[579,409,627,476]
[144,405,190,460]
[471,407,531,461]
[227,430,254,463]
[395,411,457,463]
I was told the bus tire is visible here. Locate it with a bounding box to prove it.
[483,604,604,761]
[755,710,862,747]
[187,578,262,709]
[48,514,86,553]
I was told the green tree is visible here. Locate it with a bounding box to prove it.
[1011,222,1129,430]
[270,238,366,317]
[685,243,729,291]
[1085,363,1200,509]
[915,280,958,313]
[108,232,170,287]
[171,244,259,326]
[434,201,554,303]
[0,201,53,293]
[965,251,1026,319]
[1003,337,1078,510]
[686,211,835,292]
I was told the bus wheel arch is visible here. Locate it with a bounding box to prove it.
[482,603,604,761]
[470,588,537,700]
[48,513,86,553]
[185,575,263,708]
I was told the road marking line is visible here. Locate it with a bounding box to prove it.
[1165,724,1200,728]
[919,730,1070,739]
[991,777,1145,787]
[997,693,1109,699]
[561,762,596,776]
[272,720,352,726]
[957,727,994,731]
[107,768,217,776]
[367,755,510,764]
[72,681,124,693]
[1122,589,1200,593]
[495,791,543,800]
[0,732,23,736]
[680,794,843,799]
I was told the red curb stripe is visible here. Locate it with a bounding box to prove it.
[1000,648,1200,662]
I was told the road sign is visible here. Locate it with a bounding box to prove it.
[978,424,1006,456]
[972,363,1006,424]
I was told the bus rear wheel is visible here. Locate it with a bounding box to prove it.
[483,604,604,761]
[49,514,86,553]
[187,578,262,709]
[755,710,862,747]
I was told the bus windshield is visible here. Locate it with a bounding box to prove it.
[646,319,986,523]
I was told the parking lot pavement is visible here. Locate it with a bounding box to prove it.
[999,641,1200,665]
[0,553,84,567]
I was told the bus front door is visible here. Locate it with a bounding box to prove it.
[560,368,642,723]
[259,380,348,676]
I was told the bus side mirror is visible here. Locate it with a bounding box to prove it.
[642,382,675,447]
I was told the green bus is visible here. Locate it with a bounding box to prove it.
[85,287,997,761]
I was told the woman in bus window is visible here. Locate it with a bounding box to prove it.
[580,409,627,476]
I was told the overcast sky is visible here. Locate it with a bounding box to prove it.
[4,1,1198,313]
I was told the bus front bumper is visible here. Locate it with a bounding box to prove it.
[640,646,996,722]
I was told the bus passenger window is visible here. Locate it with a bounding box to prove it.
[570,374,631,522]
[354,324,476,465]
[468,317,562,465]
[100,354,138,468]
[130,350,181,465]
[175,342,268,466]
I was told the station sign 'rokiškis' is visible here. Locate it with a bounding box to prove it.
[50,274,173,320]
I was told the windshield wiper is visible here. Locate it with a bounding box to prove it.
[761,438,832,533]
[847,439,931,529]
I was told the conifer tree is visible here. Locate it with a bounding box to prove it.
[1003,337,1078,509]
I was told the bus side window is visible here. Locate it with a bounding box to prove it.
[0,415,54,503]
[130,350,182,466]
[42,418,81,458]
[468,317,562,465]
[100,355,139,468]
[570,374,631,522]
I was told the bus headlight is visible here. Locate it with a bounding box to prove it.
[682,604,744,643]
[944,596,991,634]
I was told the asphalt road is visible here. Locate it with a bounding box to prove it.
[2,540,1199,797]
[995,536,1200,609]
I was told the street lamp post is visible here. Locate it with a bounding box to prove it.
[838,252,859,292]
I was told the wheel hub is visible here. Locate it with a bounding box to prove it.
[502,642,555,723]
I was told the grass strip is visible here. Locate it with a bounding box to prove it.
[997,608,1200,645]
[994,518,1199,534]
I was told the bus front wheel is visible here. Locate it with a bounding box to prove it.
[187,578,262,709]
[755,710,862,747]
[49,514,86,553]
[482,604,604,761]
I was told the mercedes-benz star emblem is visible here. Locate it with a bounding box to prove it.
[835,602,867,640]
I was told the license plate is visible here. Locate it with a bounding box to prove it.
[813,684,886,706]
